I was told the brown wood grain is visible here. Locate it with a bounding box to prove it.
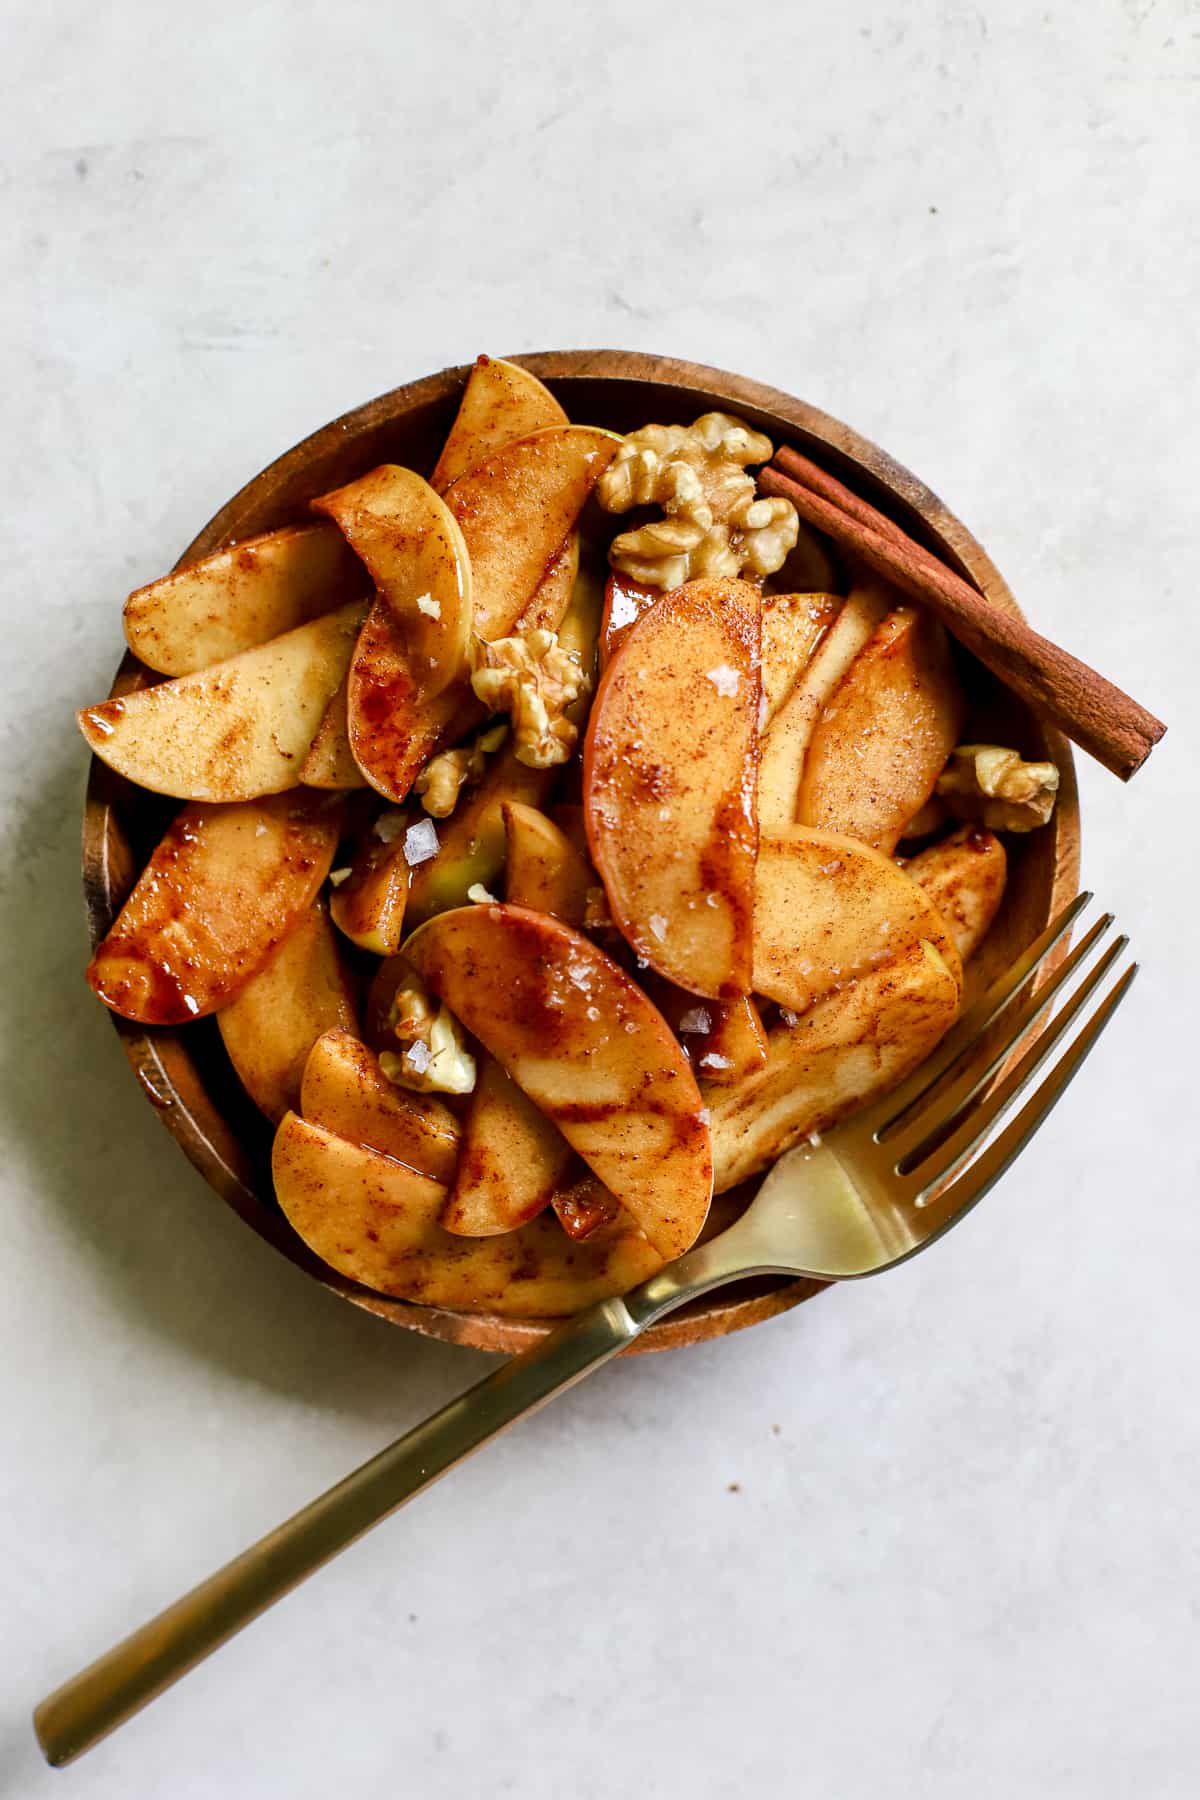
[81,349,1080,1357]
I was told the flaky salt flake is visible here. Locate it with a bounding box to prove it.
[648,914,669,943]
[328,867,353,887]
[698,1106,712,1126]
[405,1041,432,1074]
[415,592,441,620]
[705,892,721,910]
[467,883,497,904]
[585,1005,600,1022]
[779,1007,800,1027]
[255,822,269,838]
[700,1051,733,1071]
[807,1129,823,1149]
[403,819,439,866]
[705,664,740,698]
[678,1007,713,1034]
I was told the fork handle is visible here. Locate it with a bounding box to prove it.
[34,1234,756,1766]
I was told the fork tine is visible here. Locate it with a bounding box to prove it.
[883,910,1117,1161]
[912,963,1138,1235]
[909,939,1132,1199]
[867,891,1094,1142]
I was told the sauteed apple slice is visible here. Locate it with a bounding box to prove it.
[760,592,841,728]
[430,356,567,493]
[753,824,961,1016]
[217,902,358,1122]
[902,825,1007,965]
[757,581,889,830]
[300,1028,459,1184]
[502,801,593,926]
[584,576,761,1000]
[272,1113,664,1317]
[404,904,713,1259]
[405,746,554,927]
[312,466,472,696]
[709,938,962,1191]
[87,793,341,1025]
[298,673,367,789]
[444,427,620,640]
[798,604,964,853]
[124,522,367,676]
[79,601,367,803]
[346,598,479,803]
[442,1058,571,1237]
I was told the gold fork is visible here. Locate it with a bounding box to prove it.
[34,893,1133,1766]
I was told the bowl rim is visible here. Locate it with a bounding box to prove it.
[82,349,1081,1356]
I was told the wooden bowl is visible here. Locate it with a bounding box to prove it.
[82,352,1080,1356]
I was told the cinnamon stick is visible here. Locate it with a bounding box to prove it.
[760,451,1165,781]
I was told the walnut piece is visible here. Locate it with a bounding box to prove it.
[469,629,589,768]
[379,970,476,1095]
[596,411,799,590]
[414,722,508,818]
[936,744,1060,832]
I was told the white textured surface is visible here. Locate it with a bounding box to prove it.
[3,3,1198,1794]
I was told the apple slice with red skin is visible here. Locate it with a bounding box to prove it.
[87,793,341,1025]
[584,576,762,1001]
[404,903,713,1260]
[600,568,659,667]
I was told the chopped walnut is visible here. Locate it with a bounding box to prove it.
[469,629,589,768]
[379,970,476,1095]
[937,744,1060,832]
[596,412,799,589]
[414,722,508,818]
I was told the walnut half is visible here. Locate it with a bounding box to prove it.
[936,744,1060,832]
[469,629,589,768]
[596,411,799,590]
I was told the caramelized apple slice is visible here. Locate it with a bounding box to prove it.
[441,1057,571,1237]
[79,601,367,803]
[753,824,962,1017]
[430,356,567,493]
[512,533,579,635]
[760,593,841,728]
[503,801,593,926]
[584,577,761,1000]
[758,581,890,830]
[405,745,555,927]
[300,1028,459,1184]
[346,597,480,804]
[87,793,341,1025]
[328,833,410,957]
[299,673,368,789]
[405,904,713,1259]
[901,825,1007,965]
[709,939,962,1191]
[217,902,358,1122]
[124,522,367,676]
[312,466,472,696]
[272,1113,664,1316]
[798,604,964,853]
[600,569,658,666]
[444,427,620,641]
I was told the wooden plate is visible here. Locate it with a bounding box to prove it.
[81,351,1081,1356]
